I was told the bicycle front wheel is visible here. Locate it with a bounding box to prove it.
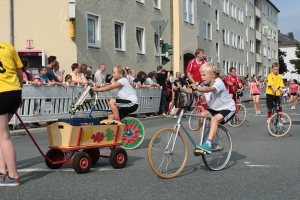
[121,117,145,150]
[202,125,232,171]
[148,128,188,179]
[188,106,204,131]
[268,112,292,138]
[228,104,247,127]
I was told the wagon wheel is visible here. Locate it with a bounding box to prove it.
[83,149,100,165]
[109,147,127,169]
[73,152,92,174]
[45,149,64,169]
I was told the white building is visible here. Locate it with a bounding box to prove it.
[279,32,300,81]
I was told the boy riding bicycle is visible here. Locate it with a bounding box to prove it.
[266,62,286,124]
[178,63,235,154]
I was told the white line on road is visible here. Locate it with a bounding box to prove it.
[247,165,278,168]
[18,167,115,172]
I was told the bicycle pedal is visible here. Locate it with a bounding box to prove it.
[194,149,203,155]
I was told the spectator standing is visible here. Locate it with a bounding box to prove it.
[21,60,32,84]
[53,62,65,83]
[289,79,298,109]
[94,63,106,86]
[85,67,94,83]
[249,75,261,114]
[70,63,86,86]
[186,48,208,110]
[0,42,23,186]
[146,72,160,88]
[133,71,151,88]
[46,56,57,83]
[78,64,88,83]
[156,66,169,115]
[224,68,243,102]
[129,70,136,82]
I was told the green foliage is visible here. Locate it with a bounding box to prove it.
[278,49,288,74]
[289,43,300,74]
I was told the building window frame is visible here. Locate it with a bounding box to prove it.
[136,26,145,55]
[86,12,101,49]
[114,20,126,51]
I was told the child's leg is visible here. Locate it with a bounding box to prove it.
[109,99,120,121]
[197,110,212,140]
[252,95,257,112]
[207,114,224,141]
[255,95,260,111]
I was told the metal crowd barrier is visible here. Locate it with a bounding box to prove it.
[9,84,162,128]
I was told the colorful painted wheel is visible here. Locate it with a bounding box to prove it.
[73,152,91,174]
[83,149,100,165]
[121,117,145,150]
[110,147,127,169]
[45,149,64,169]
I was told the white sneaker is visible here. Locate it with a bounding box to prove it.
[281,118,287,124]
[255,112,258,115]
[173,115,177,119]
[162,113,166,116]
[291,106,294,109]
[258,111,261,115]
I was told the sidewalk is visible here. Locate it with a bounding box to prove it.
[9,114,166,136]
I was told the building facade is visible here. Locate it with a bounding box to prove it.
[172,0,279,78]
[0,0,172,75]
[279,32,300,81]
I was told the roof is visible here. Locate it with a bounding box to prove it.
[267,0,280,13]
[278,32,300,47]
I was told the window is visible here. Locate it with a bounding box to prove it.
[245,25,248,42]
[231,3,236,19]
[263,66,267,77]
[250,64,255,75]
[267,47,271,59]
[274,50,277,60]
[153,0,161,9]
[215,9,219,30]
[136,0,144,4]
[223,59,230,75]
[250,15,254,29]
[263,45,266,56]
[238,8,243,23]
[87,13,101,49]
[114,20,125,51]
[273,31,277,41]
[223,0,229,15]
[184,0,194,24]
[223,28,230,45]
[245,1,248,16]
[203,0,211,6]
[216,42,220,63]
[154,32,159,56]
[136,26,145,54]
[250,40,254,53]
[238,35,244,50]
[204,56,212,62]
[203,20,212,40]
[231,32,237,48]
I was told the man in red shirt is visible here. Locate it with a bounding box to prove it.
[224,67,243,103]
[186,48,208,110]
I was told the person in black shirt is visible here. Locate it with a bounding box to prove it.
[156,66,170,115]
[133,71,151,88]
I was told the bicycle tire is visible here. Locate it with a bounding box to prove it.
[228,103,247,127]
[121,117,145,150]
[188,106,204,131]
[202,125,232,171]
[267,112,292,138]
[148,128,188,179]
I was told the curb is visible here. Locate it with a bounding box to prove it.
[10,115,166,136]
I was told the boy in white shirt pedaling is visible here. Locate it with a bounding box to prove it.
[178,62,235,154]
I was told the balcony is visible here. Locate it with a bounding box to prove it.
[256,30,261,41]
[255,6,261,18]
[256,53,262,63]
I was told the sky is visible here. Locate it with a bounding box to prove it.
[271,0,300,41]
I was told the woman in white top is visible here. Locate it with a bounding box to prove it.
[92,66,138,122]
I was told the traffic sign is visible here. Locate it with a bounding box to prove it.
[150,20,168,37]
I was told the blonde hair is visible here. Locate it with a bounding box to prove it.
[113,65,127,81]
[130,69,136,76]
[272,62,279,68]
[200,62,217,74]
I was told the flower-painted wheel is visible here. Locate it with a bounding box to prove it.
[121,117,145,150]
[73,152,92,174]
[110,147,127,169]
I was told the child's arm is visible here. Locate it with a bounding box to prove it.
[92,82,122,92]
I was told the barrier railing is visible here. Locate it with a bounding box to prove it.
[9,84,162,128]
[240,88,266,102]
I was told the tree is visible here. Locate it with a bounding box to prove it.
[278,49,288,74]
[289,43,300,74]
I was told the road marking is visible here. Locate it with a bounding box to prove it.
[18,167,115,172]
[244,162,277,168]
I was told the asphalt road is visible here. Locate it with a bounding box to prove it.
[1,101,300,200]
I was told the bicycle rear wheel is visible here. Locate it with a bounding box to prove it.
[121,117,145,150]
[228,104,247,127]
[188,106,204,131]
[267,112,292,137]
[202,125,232,171]
[148,128,188,179]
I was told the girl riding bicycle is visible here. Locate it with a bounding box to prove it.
[92,65,138,122]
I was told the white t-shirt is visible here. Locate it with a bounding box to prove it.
[94,70,105,84]
[117,77,138,107]
[200,78,235,111]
